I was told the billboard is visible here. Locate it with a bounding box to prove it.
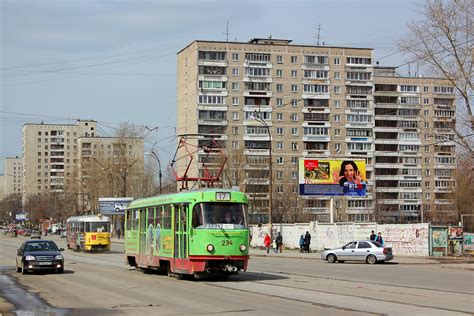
[299,159,367,196]
[15,212,28,221]
[98,197,134,215]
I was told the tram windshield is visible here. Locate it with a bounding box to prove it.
[192,202,247,229]
[88,222,111,233]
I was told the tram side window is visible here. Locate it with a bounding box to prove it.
[126,209,139,230]
[192,204,204,228]
[147,207,155,228]
[162,204,171,229]
[155,206,162,227]
[80,222,85,233]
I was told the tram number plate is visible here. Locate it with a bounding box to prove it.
[221,240,233,246]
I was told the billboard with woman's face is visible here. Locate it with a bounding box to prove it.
[299,159,367,196]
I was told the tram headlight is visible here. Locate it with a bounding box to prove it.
[239,244,247,252]
[206,244,215,252]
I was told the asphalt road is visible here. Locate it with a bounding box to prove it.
[0,235,472,315]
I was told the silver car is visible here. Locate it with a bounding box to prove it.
[320,240,393,264]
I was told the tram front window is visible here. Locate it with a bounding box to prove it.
[193,203,247,229]
[89,222,110,233]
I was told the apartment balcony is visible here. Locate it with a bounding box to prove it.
[243,104,272,112]
[244,178,269,185]
[344,64,373,70]
[50,152,65,158]
[198,90,228,97]
[303,207,329,214]
[243,134,272,141]
[302,122,331,128]
[344,122,374,128]
[302,150,331,157]
[434,187,454,193]
[375,199,402,205]
[197,104,228,111]
[433,93,455,99]
[244,149,270,156]
[244,163,268,170]
[302,135,331,142]
[301,63,330,71]
[302,79,331,86]
[243,60,272,68]
[302,107,331,114]
[197,59,228,67]
[345,80,373,86]
[345,137,373,143]
[243,90,273,98]
[301,92,330,99]
[197,74,227,82]
[197,119,228,126]
[243,76,273,83]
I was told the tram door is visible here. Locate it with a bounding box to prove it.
[139,209,147,260]
[173,203,188,270]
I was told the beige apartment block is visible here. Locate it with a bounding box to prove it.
[374,67,457,223]
[4,156,23,197]
[22,120,97,202]
[0,175,5,200]
[75,136,144,211]
[177,38,376,223]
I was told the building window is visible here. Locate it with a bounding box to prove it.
[291,99,298,107]
[232,127,239,135]
[276,157,284,164]
[334,114,341,122]
[277,185,283,193]
[277,98,283,107]
[277,84,283,92]
[425,193,431,199]
[424,98,429,105]
[290,113,298,121]
[276,127,283,135]
[291,56,297,64]
[232,141,239,149]
[335,129,341,136]
[334,57,340,65]
[291,142,298,151]
[334,100,341,108]
[232,97,239,105]
[334,86,341,94]
[425,169,430,176]
[38,131,42,136]
[232,112,239,120]
[334,71,340,80]
[277,171,283,179]
[292,171,298,180]
[291,128,298,136]
[276,69,283,77]
[335,143,341,152]
[291,70,297,78]
[232,68,239,76]
[232,53,239,61]
[232,82,239,91]
[276,55,283,64]
[277,113,283,121]
[424,109,429,116]
[425,122,429,128]
[291,84,298,92]
[292,157,298,164]
[276,142,284,149]
[424,86,429,93]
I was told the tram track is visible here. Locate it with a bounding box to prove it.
[203,272,472,315]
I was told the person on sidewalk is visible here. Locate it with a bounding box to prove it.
[264,233,271,254]
[299,235,304,253]
[275,232,283,253]
[272,239,277,253]
[369,230,376,241]
[375,232,384,245]
[116,227,122,240]
[304,231,311,253]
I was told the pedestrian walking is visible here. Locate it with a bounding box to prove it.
[264,233,271,254]
[275,232,283,253]
[272,239,277,253]
[304,231,311,253]
[299,235,304,253]
[375,232,384,245]
[369,230,376,241]
[116,227,122,239]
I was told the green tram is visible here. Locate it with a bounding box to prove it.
[124,189,250,279]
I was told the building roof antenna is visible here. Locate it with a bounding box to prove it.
[224,21,230,42]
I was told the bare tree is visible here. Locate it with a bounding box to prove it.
[398,0,473,151]
[454,153,474,230]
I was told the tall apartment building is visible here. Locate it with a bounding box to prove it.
[176,38,457,223]
[373,67,456,223]
[22,120,97,201]
[4,156,23,196]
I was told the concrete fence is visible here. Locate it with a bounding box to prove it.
[250,222,430,256]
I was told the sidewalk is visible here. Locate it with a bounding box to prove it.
[249,247,474,270]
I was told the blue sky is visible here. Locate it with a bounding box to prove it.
[0,0,418,173]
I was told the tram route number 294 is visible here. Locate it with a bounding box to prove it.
[221,239,233,246]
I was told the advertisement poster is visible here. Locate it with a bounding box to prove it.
[448,227,463,240]
[98,197,134,215]
[299,159,367,196]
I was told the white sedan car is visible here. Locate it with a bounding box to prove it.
[321,240,393,264]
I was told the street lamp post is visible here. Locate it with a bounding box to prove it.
[252,111,272,236]
[146,151,162,194]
